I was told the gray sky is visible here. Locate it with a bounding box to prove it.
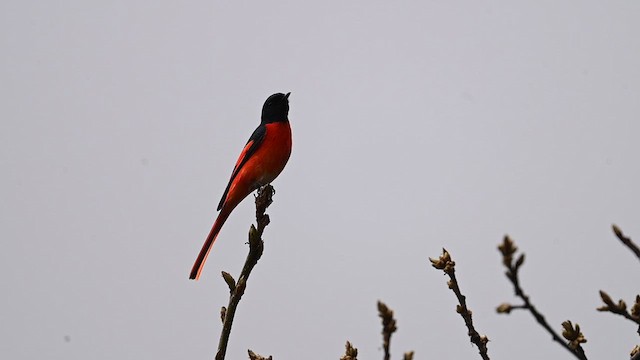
[2,1,639,359]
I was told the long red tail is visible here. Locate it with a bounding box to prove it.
[189,207,232,280]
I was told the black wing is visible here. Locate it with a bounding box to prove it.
[216,124,267,210]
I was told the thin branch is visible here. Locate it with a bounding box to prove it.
[612,225,640,262]
[215,185,275,360]
[377,301,398,360]
[430,249,490,360]
[497,236,588,360]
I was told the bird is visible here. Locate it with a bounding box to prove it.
[190,92,293,280]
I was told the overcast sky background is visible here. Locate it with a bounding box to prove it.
[2,1,639,359]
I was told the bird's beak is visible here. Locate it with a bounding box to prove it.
[285,92,291,99]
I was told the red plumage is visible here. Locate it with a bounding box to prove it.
[190,93,292,280]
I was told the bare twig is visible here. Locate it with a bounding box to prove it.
[612,225,640,262]
[403,351,414,360]
[377,301,397,360]
[430,248,490,360]
[215,185,275,360]
[497,236,588,360]
[340,341,358,360]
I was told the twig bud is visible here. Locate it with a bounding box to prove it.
[222,271,236,292]
[248,349,272,360]
[599,290,614,307]
[498,235,518,268]
[612,224,623,238]
[340,341,358,360]
[631,295,640,318]
[561,320,587,350]
[496,303,513,314]
[429,248,455,273]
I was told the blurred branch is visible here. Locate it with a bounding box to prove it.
[377,301,398,360]
[497,236,588,360]
[430,249,490,360]
[340,341,358,360]
[215,185,275,360]
[597,291,640,335]
[612,225,640,262]
[376,301,413,360]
